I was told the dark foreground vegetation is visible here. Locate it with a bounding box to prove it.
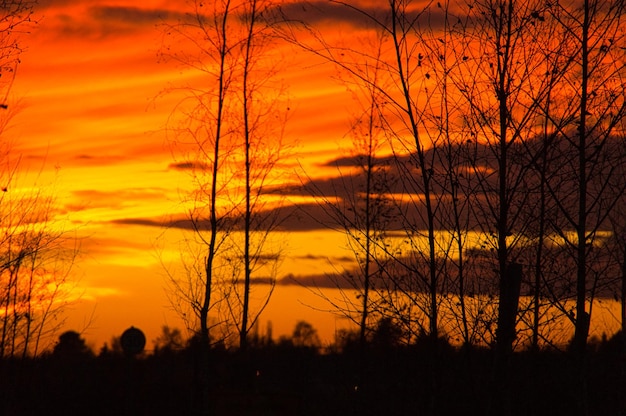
[1,331,625,416]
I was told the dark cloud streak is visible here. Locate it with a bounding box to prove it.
[276,1,446,30]
[90,5,173,25]
[277,1,382,28]
[46,4,185,40]
[168,161,210,171]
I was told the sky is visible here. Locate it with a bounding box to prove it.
[6,0,387,351]
[7,0,623,352]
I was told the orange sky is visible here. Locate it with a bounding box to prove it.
[8,0,622,352]
[7,0,375,351]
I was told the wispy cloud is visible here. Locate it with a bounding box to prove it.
[40,3,180,40]
[90,5,173,26]
[277,271,360,290]
[66,188,169,213]
[37,0,77,8]
[168,161,210,171]
[105,203,332,232]
[278,1,458,32]
[80,286,126,301]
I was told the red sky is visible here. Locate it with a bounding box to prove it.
[9,0,369,351]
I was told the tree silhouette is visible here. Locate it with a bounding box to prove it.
[161,0,287,350]
[153,325,185,354]
[161,0,288,413]
[0,0,35,108]
[52,330,93,359]
[0,0,78,360]
[288,320,321,350]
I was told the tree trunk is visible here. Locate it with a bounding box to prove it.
[491,262,522,416]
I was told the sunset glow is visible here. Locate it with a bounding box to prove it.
[3,0,625,355]
[5,2,626,415]
[7,0,368,349]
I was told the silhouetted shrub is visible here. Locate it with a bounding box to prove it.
[152,325,185,355]
[52,330,93,360]
[370,317,403,349]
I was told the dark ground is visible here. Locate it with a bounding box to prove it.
[1,336,625,416]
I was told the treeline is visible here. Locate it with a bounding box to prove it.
[1,323,625,416]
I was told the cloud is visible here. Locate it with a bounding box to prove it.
[277,270,374,290]
[42,3,182,40]
[110,217,172,228]
[277,1,376,28]
[36,0,76,8]
[168,161,210,171]
[103,201,325,232]
[66,188,169,213]
[72,188,167,202]
[80,286,126,301]
[97,147,498,233]
[72,154,127,166]
[104,198,392,233]
[77,233,155,259]
[277,272,344,289]
[293,253,353,263]
[277,142,501,199]
[90,5,172,26]
[276,1,437,29]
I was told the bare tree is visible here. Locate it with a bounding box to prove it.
[451,0,567,358]
[607,164,626,346]
[0,0,36,108]
[285,0,447,341]
[0,0,79,359]
[444,1,576,414]
[345,81,394,350]
[279,1,626,360]
[544,0,626,357]
[161,2,243,412]
[409,0,490,348]
[162,0,234,349]
[163,0,286,347]
[0,180,78,359]
[229,0,287,351]
[607,127,626,343]
[298,62,395,350]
